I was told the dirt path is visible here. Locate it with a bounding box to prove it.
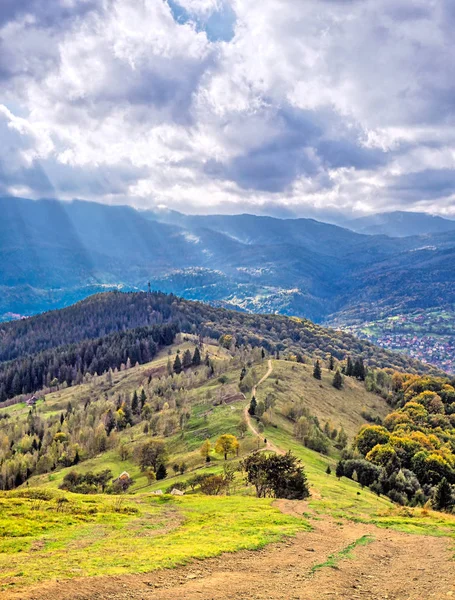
[14,500,454,600]
[9,359,455,599]
[244,359,284,455]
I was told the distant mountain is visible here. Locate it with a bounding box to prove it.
[1,197,455,372]
[345,211,455,237]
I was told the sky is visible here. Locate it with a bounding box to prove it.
[1,0,455,219]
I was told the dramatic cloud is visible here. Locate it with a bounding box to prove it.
[1,0,455,217]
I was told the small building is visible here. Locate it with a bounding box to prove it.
[26,395,38,407]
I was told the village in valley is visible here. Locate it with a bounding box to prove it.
[340,309,455,374]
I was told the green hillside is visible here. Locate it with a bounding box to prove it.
[1,334,454,592]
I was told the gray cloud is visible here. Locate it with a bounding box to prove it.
[0,0,455,217]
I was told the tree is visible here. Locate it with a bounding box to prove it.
[200,439,211,460]
[345,356,353,377]
[328,354,335,371]
[242,452,310,499]
[248,396,257,416]
[313,360,322,380]
[433,477,454,511]
[256,401,265,418]
[156,463,167,480]
[215,434,239,460]
[131,390,139,415]
[237,419,248,438]
[192,346,201,366]
[326,465,332,475]
[261,348,265,360]
[200,475,228,495]
[332,369,343,390]
[173,354,182,374]
[145,467,156,485]
[336,461,344,479]
[172,463,180,474]
[140,389,147,408]
[136,440,168,471]
[182,349,192,369]
[353,358,366,381]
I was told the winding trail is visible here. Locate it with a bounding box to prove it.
[9,358,455,599]
[243,359,285,455]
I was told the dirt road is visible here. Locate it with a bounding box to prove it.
[8,358,455,600]
[14,500,454,600]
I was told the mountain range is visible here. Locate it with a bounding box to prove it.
[1,196,454,372]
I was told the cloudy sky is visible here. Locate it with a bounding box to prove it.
[1,0,455,219]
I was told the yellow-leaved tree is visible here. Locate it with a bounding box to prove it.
[215,434,239,461]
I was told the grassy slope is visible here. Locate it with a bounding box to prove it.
[1,346,454,590]
[258,359,389,440]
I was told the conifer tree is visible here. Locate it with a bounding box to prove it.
[313,360,322,380]
[173,354,182,374]
[353,358,366,381]
[329,354,335,371]
[182,349,192,369]
[131,390,139,414]
[332,369,343,390]
[156,463,167,480]
[140,389,147,408]
[345,356,353,376]
[434,477,453,511]
[248,396,257,416]
[192,346,201,366]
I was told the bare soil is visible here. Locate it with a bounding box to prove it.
[9,499,454,600]
[7,360,454,599]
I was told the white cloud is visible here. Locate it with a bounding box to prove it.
[0,0,455,217]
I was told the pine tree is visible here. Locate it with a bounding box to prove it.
[192,346,201,366]
[329,354,335,371]
[434,477,453,511]
[173,354,182,374]
[261,348,265,360]
[332,369,343,390]
[131,390,139,414]
[353,358,366,381]
[248,396,257,416]
[140,389,147,408]
[156,463,167,480]
[313,360,322,380]
[345,356,353,377]
[240,366,247,381]
[326,465,331,475]
[182,349,192,369]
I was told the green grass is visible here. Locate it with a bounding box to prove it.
[0,490,309,589]
[310,535,374,573]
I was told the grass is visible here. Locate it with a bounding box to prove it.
[2,346,455,591]
[310,535,375,573]
[0,490,310,589]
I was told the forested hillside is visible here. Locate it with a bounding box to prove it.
[0,292,442,404]
[2,197,454,372]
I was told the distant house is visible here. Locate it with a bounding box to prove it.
[26,395,38,407]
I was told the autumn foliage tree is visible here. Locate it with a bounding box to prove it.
[215,434,239,460]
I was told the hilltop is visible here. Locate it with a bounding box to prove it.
[0,291,442,408]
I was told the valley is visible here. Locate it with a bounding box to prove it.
[1,198,455,372]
